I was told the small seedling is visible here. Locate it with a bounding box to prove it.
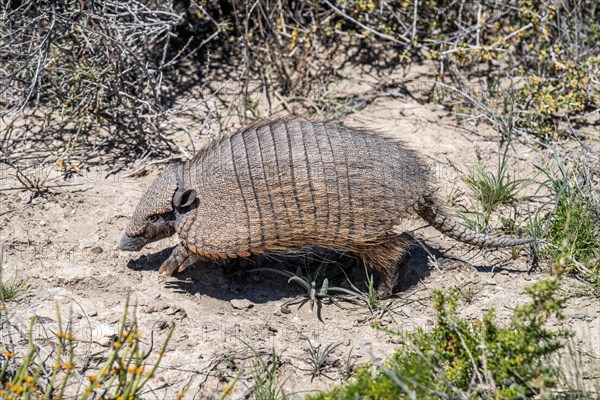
[242,346,288,400]
[333,265,384,314]
[341,347,356,379]
[336,264,401,317]
[250,259,357,318]
[224,354,237,370]
[302,338,341,380]
[457,281,481,304]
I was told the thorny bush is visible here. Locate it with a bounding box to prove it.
[1,0,598,166]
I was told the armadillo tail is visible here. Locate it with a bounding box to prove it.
[415,196,533,248]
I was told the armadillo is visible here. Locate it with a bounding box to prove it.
[119,118,531,298]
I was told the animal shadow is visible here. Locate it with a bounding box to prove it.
[125,233,441,303]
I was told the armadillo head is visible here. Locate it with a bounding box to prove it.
[119,164,196,252]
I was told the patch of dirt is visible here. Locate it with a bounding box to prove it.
[1,77,599,398]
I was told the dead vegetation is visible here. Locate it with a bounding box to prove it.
[2,1,598,163]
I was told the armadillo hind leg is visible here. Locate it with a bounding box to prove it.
[159,243,201,276]
[357,236,410,299]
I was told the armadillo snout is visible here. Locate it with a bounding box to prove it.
[119,221,176,252]
[119,234,147,252]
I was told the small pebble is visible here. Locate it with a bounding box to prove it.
[91,246,103,254]
[280,304,291,314]
[155,320,170,330]
[230,299,254,310]
[168,307,188,319]
[144,305,158,314]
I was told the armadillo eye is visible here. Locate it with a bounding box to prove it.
[148,215,160,223]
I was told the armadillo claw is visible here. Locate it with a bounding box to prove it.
[159,244,200,276]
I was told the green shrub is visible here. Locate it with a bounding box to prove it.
[311,279,568,399]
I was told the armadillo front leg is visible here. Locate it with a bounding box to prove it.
[159,243,201,276]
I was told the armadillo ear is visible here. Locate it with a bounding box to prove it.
[173,189,197,209]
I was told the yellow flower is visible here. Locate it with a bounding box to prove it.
[289,29,298,50]
[11,384,24,395]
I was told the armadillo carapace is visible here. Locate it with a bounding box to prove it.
[119,118,531,298]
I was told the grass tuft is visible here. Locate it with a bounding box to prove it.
[540,158,600,294]
[250,348,288,400]
[0,275,28,302]
[452,132,533,233]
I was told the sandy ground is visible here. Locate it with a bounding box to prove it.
[1,77,599,399]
